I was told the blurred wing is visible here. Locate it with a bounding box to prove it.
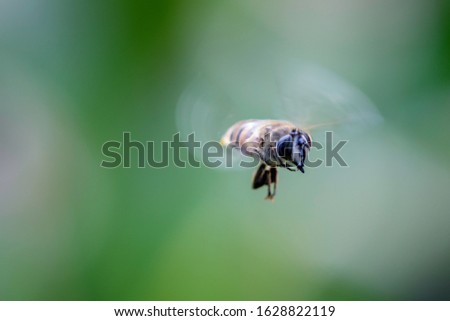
[176,75,254,170]
[274,61,383,140]
[176,75,239,144]
[177,60,382,168]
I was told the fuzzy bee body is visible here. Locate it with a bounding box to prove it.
[221,119,312,200]
[177,63,382,201]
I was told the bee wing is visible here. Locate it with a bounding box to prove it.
[176,75,260,170]
[176,59,382,168]
[273,61,383,140]
[177,76,238,144]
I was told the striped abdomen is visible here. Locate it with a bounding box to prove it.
[221,119,297,148]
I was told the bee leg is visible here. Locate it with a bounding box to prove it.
[270,168,278,199]
[252,164,276,200]
[285,165,296,172]
[252,163,269,189]
[265,170,273,200]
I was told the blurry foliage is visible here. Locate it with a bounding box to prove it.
[0,0,449,300]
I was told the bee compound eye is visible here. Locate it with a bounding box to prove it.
[276,135,293,159]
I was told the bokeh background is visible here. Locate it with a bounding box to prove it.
[1,0,449,300]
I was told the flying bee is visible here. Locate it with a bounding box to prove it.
[221,120,312,200]
[176,61,382,201]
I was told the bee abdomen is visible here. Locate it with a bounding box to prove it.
[221,120,260,147]
[221,119,296,148]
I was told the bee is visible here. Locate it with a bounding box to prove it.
[221,120,312,200]
[176,62,382,201]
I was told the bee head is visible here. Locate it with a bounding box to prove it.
[276,129,312,173]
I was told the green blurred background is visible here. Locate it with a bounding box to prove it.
[1,0,449,300]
